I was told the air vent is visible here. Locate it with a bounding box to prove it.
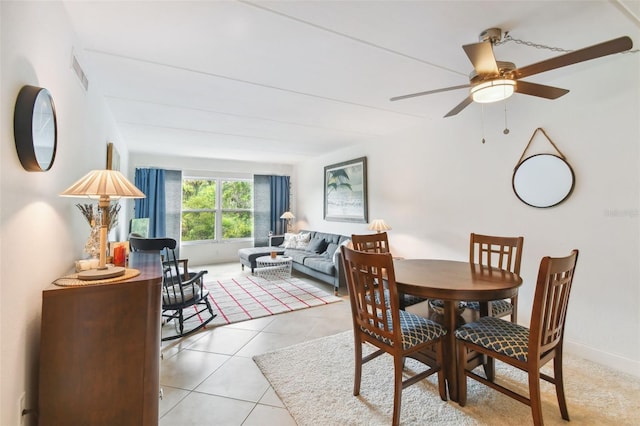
[71,52,89,91]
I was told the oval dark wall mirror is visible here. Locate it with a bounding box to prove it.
[512,154,575,208]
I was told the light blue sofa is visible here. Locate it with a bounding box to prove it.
[238,230,349,294]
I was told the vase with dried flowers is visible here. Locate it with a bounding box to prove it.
[76,203,121,258]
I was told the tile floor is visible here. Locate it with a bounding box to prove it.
[158,262,353,425]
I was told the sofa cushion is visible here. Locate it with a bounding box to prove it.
[295,232,311,249]
[306,238,328,254]
[284,249,310,264]
[283,232,311,249]
[309,231,343,246]
[282,233,297,248]
[303,256,336,275]
[324,242,339,259]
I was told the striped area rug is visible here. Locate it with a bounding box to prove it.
[162,275,341,337]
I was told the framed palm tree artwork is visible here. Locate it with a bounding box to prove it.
[324,157,368,223]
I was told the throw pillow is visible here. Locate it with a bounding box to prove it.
[295,232,311,250]
[282,233,297,249]
[306,238,328,254]
[333,239,352,264]
[324,243,339,259]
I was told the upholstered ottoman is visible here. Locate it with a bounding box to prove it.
[238,247,285,273]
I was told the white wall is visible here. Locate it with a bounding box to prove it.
[295,55,640,377]
[1,6,638,426]
[128,152,293,265]
[0,2,131,424]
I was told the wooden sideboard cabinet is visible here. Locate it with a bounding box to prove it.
[38,252,162,426]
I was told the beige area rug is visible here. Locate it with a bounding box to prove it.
[254,331,639,425]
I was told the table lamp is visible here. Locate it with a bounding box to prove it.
[280,211,295,233]
[368,219,391,233]
[61,169,145,280]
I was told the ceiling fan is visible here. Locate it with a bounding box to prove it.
[390,28,633,117]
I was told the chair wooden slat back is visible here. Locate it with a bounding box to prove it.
[129,235,216,340]
[352,232,427,311]
[531,250,579,356]
[131,235,189,280]
[341,246,400,347]
[469,233,524,323]
[456,249,579,425]
[341,245,447,425]
[351,232,391,254]
[469,233,524,275]
[161,242,189,305]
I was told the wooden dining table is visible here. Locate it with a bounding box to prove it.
[393,258,522,402]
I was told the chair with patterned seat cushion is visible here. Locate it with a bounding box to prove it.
[465,233,524,322]
[428,233,523,324]
[464,299,513,317]
[340,246,447,426]
[351,232,427,309]
[451,233,525,382]
[455,250,579,426]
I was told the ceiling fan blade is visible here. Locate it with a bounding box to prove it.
[514,36,633,79]
[444,95,473,118]
[390,84,470,102]
[515,80,569,99]
[463,42,499,76]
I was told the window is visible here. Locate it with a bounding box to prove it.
[220,180,252,238]
[181,177,253,242]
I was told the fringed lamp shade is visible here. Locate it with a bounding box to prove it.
[368,219,391,233]
[61,170,145,279]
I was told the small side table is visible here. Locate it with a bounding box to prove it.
[255,255,293,280]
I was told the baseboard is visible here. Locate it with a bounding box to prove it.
[564,339,640,378]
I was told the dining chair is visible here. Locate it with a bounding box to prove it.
[465,233,524,323]
[351,232,426,309]
[455,250,579,426]
[340,246,447,426]
[130,236,216,341]
[351,231,391,253]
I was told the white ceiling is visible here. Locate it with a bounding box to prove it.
[63,1,640,165]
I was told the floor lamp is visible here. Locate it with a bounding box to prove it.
[280,211,295,233]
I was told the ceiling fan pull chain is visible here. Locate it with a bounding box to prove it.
[481,104,486,144]
[503,102,510,135]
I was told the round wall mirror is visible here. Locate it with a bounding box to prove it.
[14,85,58,172]
[512,154,575,208]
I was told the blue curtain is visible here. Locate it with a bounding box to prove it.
[270,176,290,235]
[253,175,271,246]
[134,168,166,238]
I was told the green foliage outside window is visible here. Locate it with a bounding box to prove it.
[221,180,252,238]
[182,211,215,241]
[222,211,252,238]
[181,178,253,242]
[222,181,252,209]
[182,179,216,209]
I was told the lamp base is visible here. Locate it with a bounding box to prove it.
[77,266,126,281]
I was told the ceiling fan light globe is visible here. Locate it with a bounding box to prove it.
[471,79,516,103]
